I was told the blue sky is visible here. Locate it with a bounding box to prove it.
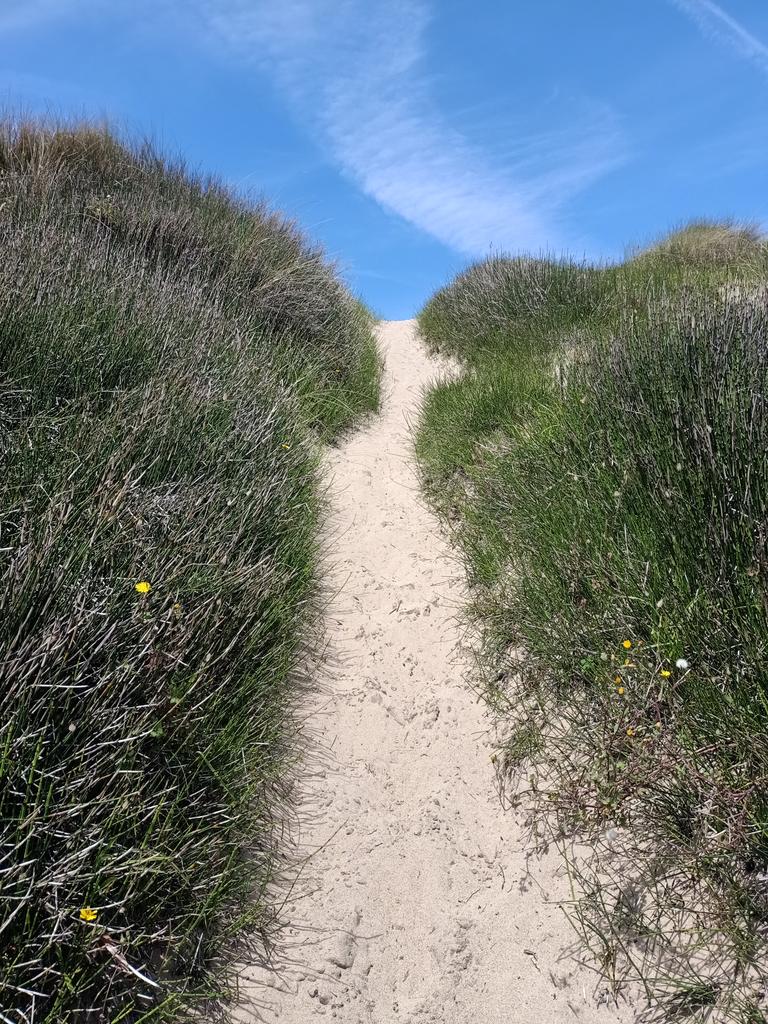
[2,0,767,318]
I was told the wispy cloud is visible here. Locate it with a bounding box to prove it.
[670,0,768,75]
[1,0,627,255]
[196,0,626,256]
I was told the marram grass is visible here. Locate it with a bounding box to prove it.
[417,228,768,1023]
[0,119,380,1023]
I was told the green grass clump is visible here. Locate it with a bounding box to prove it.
[0,118,380,1023]
[417,226,768,1022]
[632,218,766,270]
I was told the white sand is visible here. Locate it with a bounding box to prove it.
[237,320,632,1022]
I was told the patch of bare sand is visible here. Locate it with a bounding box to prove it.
[235,320,633,1023]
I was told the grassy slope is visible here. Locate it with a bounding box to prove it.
[417,225,768,1023]
[0,121,380,1023]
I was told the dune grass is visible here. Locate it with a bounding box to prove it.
[0,119,381,1023]
[417,226,768,1022]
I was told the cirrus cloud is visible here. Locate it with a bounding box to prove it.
[197,0,627,256]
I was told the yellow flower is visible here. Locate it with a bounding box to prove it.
[626,727,636,737]
[79,907,98,922]
[614,675,622,685]
[617,686,625,696]
[281,443,291,450]
[135,581,151,594]
[660,669,671,678]
[622,640,632,650]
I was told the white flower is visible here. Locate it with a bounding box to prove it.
[675,658,689,670]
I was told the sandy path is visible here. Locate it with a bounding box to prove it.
[237,320,630,1023]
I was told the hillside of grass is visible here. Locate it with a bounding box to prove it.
[417,224,768,1023]
[0,120,380,1023]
